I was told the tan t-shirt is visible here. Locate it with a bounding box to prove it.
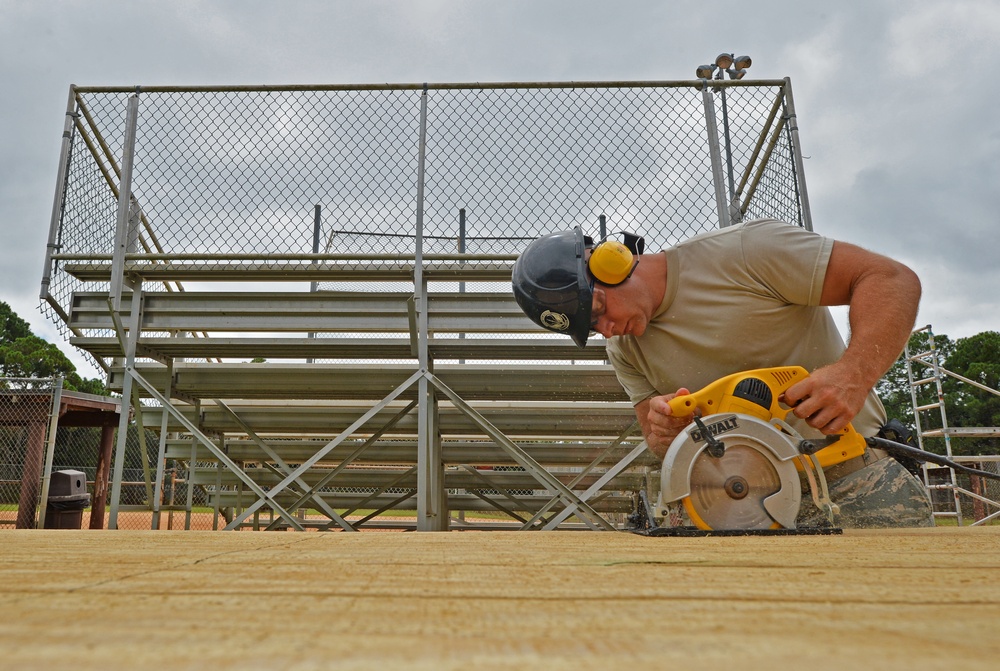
[605,218,887,439]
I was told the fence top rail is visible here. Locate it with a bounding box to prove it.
[71,79,789,95]
[53,253,520,262]
[61,261,516,283]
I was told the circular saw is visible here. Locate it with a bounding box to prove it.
[654,366,868,531]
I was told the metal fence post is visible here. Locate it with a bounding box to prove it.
[108,291,143,529]
[414,85,446,530]
[110,92,141,310]
[35,377,65,529]
[782,78,814,231]
[458,208,466,364]
[105,92,142,529]
[700,82,732,229]
[307,204,321,364]
[150,359,174,530]
[40,87,78,303]
[719,88,743,226]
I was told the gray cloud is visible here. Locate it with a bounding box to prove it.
[3,0,998,379]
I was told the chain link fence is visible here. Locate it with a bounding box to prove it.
[0,377,161,530]
[961,464,1000,523]
[926,464,1000,525]
[0,378,59,528]
[42,80,807,346]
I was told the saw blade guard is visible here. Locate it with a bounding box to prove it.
[656,413,802,529]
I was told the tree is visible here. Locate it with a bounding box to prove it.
[0,301,32,344]
[877,330,1000,457]
[942,332,1000,456]
[0,301,108,395]
[1,334,76,378]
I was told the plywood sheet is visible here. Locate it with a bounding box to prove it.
[0,527,996,670]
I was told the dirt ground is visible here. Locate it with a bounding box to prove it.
[82,510,513,531]
[0,527,997,670]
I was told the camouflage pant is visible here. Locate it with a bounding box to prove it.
[798,453,935,529]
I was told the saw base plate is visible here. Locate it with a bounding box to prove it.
[633,526,843,537]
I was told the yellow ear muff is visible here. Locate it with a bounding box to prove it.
[588,240,635,285]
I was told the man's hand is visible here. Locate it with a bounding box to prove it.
[783,363,869,435]
[791,240,920,435]
[637,388,693,459]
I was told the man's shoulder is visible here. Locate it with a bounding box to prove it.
[673,219,825,256]
[674,218,788,246]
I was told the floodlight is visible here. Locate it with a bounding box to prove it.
[696,64,717,78]
[733,55,752,70]
[715,53,734,69]
[726,68,747,80]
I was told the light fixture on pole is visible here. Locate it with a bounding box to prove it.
[694,53,752,82]
[695,53,752,225]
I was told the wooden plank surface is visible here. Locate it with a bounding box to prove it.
[0,528,997,670]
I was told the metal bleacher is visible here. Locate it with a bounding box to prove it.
[40,80,813,530]
[62,259,647,531]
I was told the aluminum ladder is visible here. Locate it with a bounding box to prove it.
[904,325,1000,525]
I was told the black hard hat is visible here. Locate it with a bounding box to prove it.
[511,227,593,348]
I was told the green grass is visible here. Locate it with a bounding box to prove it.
[934,515,1000,527]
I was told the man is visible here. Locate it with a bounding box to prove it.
[512,218,934,528]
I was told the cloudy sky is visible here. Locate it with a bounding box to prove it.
[2,0,998,378]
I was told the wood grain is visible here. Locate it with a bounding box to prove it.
[0,527,996,670]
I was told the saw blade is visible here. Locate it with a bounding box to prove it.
[683,442,786,530]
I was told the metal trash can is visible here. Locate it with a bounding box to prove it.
[44,470,91,529]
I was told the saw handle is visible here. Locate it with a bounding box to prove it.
[665,366,867,468]
[665,365,810,421]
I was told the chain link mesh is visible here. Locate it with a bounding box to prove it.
[926,464,1000,524]
[42,81,806,337]
[0,378,159,530]
[0,379,58,528]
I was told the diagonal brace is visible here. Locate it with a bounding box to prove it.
[264,370,425,503]
[425,371,612,530]
[212,399,355,531]
[541,441,650,530]
[127,367,304,531]
[523,421,640,529]
[284,400,418,519]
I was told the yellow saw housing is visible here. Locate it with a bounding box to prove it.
[666,365,866,469]
[658,366,868,530]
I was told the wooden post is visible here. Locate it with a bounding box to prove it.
[16,422,48,529]
[970,467,985,522]
[90,424,116,529]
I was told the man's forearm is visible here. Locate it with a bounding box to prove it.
[791,243,922,434]
[841,260,922,387]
